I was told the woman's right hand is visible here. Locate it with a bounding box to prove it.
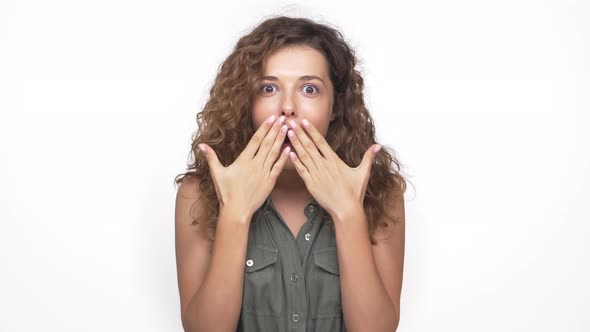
[198,115,290,220]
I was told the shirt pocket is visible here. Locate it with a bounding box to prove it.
[242,244,283,317]
[309,246,342,318]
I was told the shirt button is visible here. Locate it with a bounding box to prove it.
[304,233,311,241]
[308,205,315,212]
[246,259,253,267]
[290,273,298,282]
[292,313,300,322]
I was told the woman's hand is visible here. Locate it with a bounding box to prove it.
[285,118,382,221]
[198,115,291,220]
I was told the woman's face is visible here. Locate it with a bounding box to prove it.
[251,45,335,170]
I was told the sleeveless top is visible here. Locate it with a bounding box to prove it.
[236,194,347,332]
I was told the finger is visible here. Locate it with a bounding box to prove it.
[263,122,289,171]
[199,143,223,172]
[256,115,286,163]
[288,127,318,172]
[269,145,291,180]
[300,118,337,160]
[243,115,278,159]
[359,144,381,170]
[288,119,323,169]
[288,150,312,183]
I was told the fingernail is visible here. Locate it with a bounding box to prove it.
[289,120,298,129]
[267,115,276,124]
[302,119,309,128]
[278,115,286,125]
[198,144,206,152]
[373,144,382,153]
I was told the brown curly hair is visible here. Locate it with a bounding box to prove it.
[174,15,411,245]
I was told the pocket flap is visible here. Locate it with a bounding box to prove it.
[245,245,279,273]
[313,247,340,275]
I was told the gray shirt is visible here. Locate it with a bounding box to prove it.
[237,194,346,331]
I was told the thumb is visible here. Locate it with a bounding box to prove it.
[360,144,381,170]
[199,143,222,170]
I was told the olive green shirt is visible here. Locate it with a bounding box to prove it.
[237,194,346,332]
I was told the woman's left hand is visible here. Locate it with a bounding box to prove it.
[286,118,382,221]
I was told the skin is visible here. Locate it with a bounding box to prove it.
[251,44,336,201]
[175,43,404,332]
[249,45,404,331]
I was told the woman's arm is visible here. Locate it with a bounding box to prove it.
[175,179,251,332]
[333,191,405,332]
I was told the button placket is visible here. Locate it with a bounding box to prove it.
[303,202,318,219]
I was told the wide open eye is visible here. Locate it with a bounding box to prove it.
[260,84,277,93]
[302,84,319,94]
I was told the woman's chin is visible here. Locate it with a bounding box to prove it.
[282,157,295,169]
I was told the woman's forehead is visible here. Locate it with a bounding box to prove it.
[262,46,329,78]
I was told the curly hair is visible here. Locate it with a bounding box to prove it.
[174,15,411,245]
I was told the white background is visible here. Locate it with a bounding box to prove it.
[1,0,588,331]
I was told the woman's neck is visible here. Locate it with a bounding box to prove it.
[272,170,310,200]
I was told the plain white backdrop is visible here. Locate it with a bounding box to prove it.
[1,0,588,331]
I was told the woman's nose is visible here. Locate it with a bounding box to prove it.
[280,91,297,115]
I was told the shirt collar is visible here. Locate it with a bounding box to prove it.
[264,194,323,223]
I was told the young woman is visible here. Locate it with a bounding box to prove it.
[174,15,408,332]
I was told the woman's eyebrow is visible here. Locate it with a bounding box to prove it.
[262,75,325,85]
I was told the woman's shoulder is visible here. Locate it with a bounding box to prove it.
[176,176,213,242]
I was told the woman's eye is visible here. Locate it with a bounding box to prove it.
[302,85,319,94]
[260,84,277,93]
[259,84,319,95]
[261,84,278,93]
